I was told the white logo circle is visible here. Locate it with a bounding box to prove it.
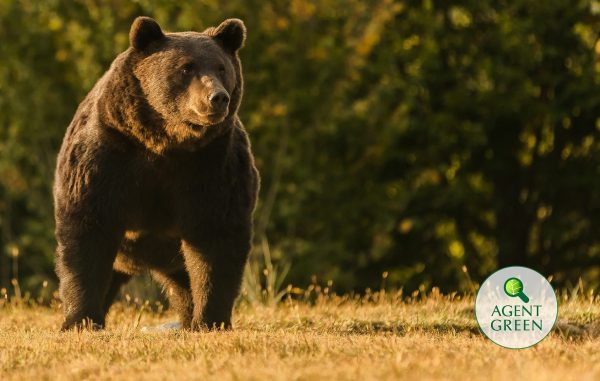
[475,266,558,349]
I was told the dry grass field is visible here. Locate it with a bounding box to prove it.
[1,290,600,381]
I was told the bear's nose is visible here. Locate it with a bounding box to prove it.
[209,91,230,111]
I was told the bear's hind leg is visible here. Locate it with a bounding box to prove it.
[103,270,132,314]
[152,269,193,329]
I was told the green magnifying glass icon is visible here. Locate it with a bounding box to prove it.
[503,277,529,303]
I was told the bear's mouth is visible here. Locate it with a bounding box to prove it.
[197,113,226,126]
[188,123,206,132]
[187,113,227,131]
[204,112,227,121]
[189,106,227,126]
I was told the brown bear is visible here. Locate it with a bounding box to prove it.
[53,16,259,331]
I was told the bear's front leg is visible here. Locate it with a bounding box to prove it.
[181,226,251,330]
[55,217,123,330]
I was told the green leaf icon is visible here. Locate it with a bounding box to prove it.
[504,277,529,303]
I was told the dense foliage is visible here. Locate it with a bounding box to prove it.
[1,0,599,293]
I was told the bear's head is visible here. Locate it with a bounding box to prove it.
[117,17,246,152]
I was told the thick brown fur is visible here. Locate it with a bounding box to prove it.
[53,17,259,331]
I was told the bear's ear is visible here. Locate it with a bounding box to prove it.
[211,19,246,53]
[130,16,164,50]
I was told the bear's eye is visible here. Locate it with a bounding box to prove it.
[181,63,195,76]
[218,65,226,74]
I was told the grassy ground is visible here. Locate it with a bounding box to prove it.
[1,291,600,380]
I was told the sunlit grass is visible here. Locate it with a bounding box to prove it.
[1,286,600,380]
